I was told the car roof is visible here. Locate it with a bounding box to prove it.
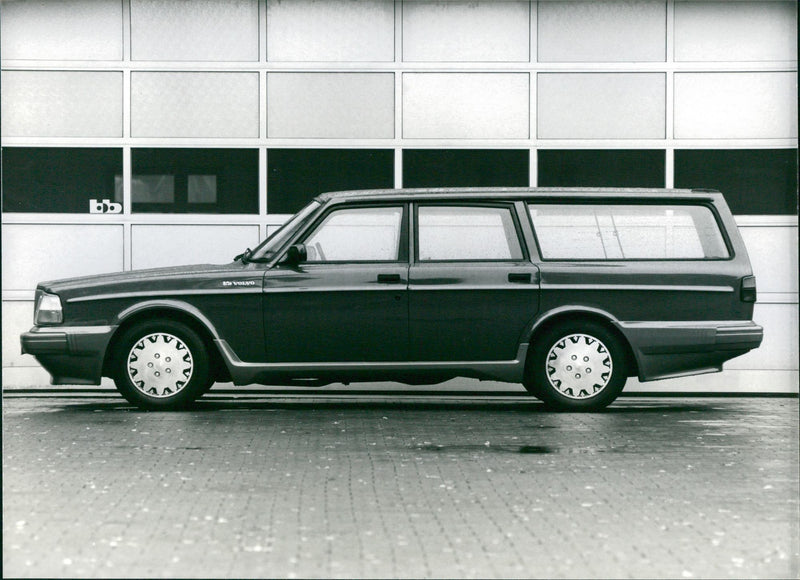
[315,187,722,203]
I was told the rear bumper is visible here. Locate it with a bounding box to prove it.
[21,325,116,385]
[615,320,763,382]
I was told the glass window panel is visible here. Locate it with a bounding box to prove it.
[2,148,122,213]
[132,149,258,214]
[538,150,665,188]
[188,176,218,204]
[267,0,394,62]
[538,0,666,62]
[267,73,394,139]
[402,1,529,62]
[403,73,529,139]
[529,204,729,260]
[131,0,258,61]
[538,73,665,139]
[132,225,260,270]
[267,149,394,214]
[674,149,798,215]
[303,207,403,262]
[2,224,123,291]
[131,72,259,138]
[1,0,122,60]
[674,72,797,139]
[739,227,799,294]
[131,176,176,204]
[675,1,797,62]
[1,71,122,138]
[403,150,529,188]
[418,206,523,261]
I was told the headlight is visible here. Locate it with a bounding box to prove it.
[34,292,63,325]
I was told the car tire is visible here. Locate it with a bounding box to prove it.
[524,320,628,411]
[113,319,210,411]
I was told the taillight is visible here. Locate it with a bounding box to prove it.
[740,276,757,303]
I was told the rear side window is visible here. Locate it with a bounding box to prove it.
[418,205,524,261]
[528,204,730,260]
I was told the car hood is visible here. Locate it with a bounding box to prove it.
[40,262,260,300]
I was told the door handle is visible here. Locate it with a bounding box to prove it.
[377,273,402,283]
[508,272,532,283]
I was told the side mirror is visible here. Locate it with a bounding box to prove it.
[285,244,307,265]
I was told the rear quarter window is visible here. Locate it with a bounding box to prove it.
[528,203,730,260]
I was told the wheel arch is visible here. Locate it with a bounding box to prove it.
[527,307,639,377]
[102,301,230,382]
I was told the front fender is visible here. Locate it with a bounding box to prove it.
[115,299,223,340]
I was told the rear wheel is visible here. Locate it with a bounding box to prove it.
[113,320,210,411]
[525,320,628,411]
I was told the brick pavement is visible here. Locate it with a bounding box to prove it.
[2,394,798,578]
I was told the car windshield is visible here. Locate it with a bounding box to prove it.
[250,200,322,260]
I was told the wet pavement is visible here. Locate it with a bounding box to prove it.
[3,392,798,579]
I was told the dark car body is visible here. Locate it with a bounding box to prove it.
[21,188,763,410]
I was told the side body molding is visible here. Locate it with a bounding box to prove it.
[214,339,531,386]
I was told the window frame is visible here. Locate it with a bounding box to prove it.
[295,202,409,265]
[412,202,529,264]
[526,200,734,262]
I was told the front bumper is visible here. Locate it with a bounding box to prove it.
[615,320,764,382]
[21,325,117,385]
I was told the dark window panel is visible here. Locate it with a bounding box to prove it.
[538,149,665,188]
[403,149,529,189]
[132,148,258,214]
[2,147,122,213]
[674,149,798,215]
[267,149,394,214]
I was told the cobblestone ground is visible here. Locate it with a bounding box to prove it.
[3,393,798,579]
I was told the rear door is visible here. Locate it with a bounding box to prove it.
[408,202,540,362]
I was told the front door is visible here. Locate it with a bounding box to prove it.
[409,203,540,362]
[263,204,408,363]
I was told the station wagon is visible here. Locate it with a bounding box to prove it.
[21,188,763,411]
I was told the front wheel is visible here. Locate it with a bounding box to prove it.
[112,320,210,411]
[524,321,628,411]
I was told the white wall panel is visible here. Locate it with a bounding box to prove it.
[538,0,666,62]
[131,225,260,270]
[675,1,797,62]
[402,1,529,62]
[131,0,259,61]
[739,226,798,294]
[674,72,797,139]
[267,0,394,62]
[538,73,665,139]
[726,303,798,371]
[403,73,529,139]
[0,0,123,61]
[268,73,395,138]
[1,71,122,138]
[1,225,124,292]
[2,302,35,369]
[131,72,259,138]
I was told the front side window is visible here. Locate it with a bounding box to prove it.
[529,204,730,260]
[302,206,404,262]
[417,205,524,261]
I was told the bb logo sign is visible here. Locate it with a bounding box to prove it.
[90,199,122,214]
